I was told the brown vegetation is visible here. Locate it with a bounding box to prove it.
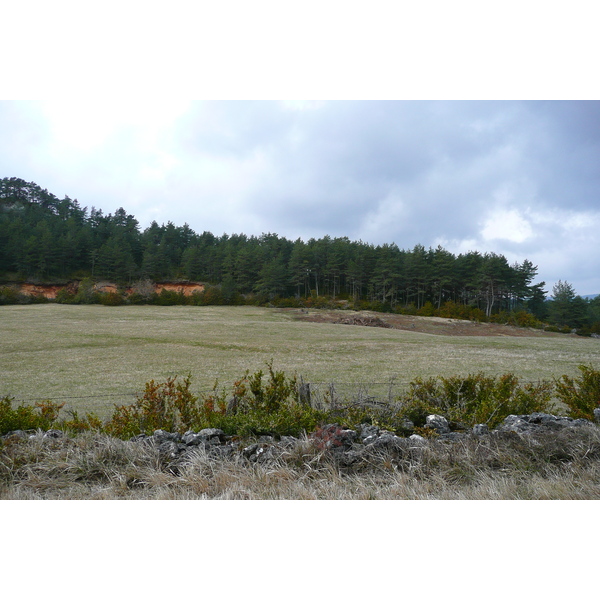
[3,426,600,499]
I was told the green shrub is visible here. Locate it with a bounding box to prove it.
[69,277,100,304]
[417,301,435,317]
[212,362,326,437]
[104,375,200,437]
[55,288,77,304]
[153,289,189,306]
[59,410,104,434]
[98,291,125,306]
[555,365,600,420]
[397,373,553,428]
[0,286,18,305]
[0,396,65,434]
[513,310,543,329]
[102,363,327,439]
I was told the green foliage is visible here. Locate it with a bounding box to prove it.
[55,288,77,304]
[208,362,326,437]
[2,365,598,442]
[59,410,103,434]
[0,396,65,434]
[417,301,435,316]
[73,278,100,304]
[104,375,199,437]
[398,373,553,428]
[98,292,125,306]
[0,286,19,304]
[2,177,557,320]
[555,365,600,420]
[101,364,326,439]
[154,289,189,306]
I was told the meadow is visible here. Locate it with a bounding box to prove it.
[4,304,600,500]
[2,303,600,418]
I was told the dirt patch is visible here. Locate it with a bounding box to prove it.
[285,308,566,338]
[154,282,205,296]
[18,282,78,299]
[94,282,119,294]
[12,280,205,299]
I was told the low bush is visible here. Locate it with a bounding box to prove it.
[200,362,326,437]
[397,373,553,429]
[555,365,600,420]
[0,396,65,434]
[98,292,125,306]
[153,289,190,306]
[101,363,327,439]
[3,366,596,442]
[104,375,200,437]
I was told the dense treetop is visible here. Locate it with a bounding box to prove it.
[2,176,599,330]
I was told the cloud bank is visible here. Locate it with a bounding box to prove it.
[1,100,599,294]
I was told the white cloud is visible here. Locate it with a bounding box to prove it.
[357,190,409,242]
[481,207,533,243]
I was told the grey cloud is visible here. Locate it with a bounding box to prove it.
[1,100,599,294]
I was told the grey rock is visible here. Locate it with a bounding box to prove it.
[242,443,260,459]
[153,429,181,443]
[496,415,530,433]
[473,424,490,436]
[3,430,30,440]
[207,444,236,460]
[527,413,578,428]
[497,413,594,435]
[359,424,380,441]
[43,429,64,439]
[335,449,365,467]
[198,428,225,439]
[366,433,408,455]
[426,414,451,434]
[280,436,299,447]
[182,431,204,446]
[158,440,186,459]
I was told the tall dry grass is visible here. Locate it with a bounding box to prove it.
[3,427,600,499]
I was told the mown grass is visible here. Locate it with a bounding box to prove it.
[2,304,600,418]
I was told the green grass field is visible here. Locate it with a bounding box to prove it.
[2,304,600,418]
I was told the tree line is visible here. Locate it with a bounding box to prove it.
[1,177,599,332]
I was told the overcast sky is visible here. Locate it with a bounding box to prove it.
[2,99,599,295]
[1,2,599,295]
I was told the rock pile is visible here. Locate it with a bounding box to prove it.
[4,411,600,474]
[127,411,600,471]
[334,315,393,328]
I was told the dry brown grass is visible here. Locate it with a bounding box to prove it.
[3,427,600,500]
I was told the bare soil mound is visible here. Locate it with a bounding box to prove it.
[285,308,566,338]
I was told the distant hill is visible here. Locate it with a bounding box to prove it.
[582,294,599,300]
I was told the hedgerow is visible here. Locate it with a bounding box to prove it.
[2,366,599,439]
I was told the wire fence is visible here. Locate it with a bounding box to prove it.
[2,380,415,409]
[3,378,550,410]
